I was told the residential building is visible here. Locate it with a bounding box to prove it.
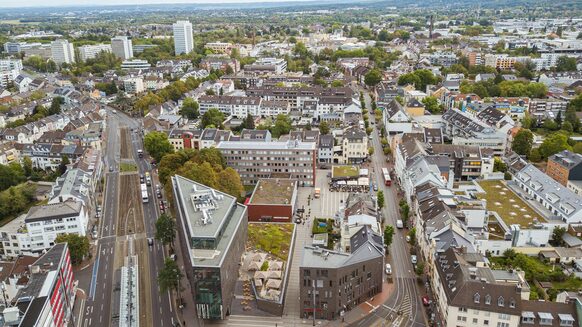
[50,39,75,65]
[318,134,334,164]
[441,109,510,156]
[421,51,458,67]
[78,44,112,62]
[199,56,240,73]
[528,98,569,121]
[336,127,368,164]
[217,140,316,186]
[245,58,287,75]
[547,150,582,186]
[205,42,234,55]
[404,98,425,117]
[171,175,247,320]
[247,179,297,222]
[515,164,582,223]
[299,240,384,320]
[198,95,262,117]
[123,77,145,94]
[427,144,487,181]
[2,243,75,327]
[0,199,87,258]
[173,20,194,55]
[111,36,133,60]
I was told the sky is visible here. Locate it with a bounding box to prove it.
[0,0,314,8]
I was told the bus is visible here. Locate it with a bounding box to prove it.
[382,168,392,186]
[141,183,149,203]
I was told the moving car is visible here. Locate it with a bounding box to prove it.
[396,220,404,229]
[385,263,392,275]
[147,238,153,246]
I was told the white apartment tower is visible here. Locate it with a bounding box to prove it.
[111,36,134,60]
[50,39,75,64]
[173,20,194,55]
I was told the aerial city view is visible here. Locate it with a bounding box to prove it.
[1,0,582,326]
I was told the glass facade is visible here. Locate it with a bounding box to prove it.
[194,267,223,319]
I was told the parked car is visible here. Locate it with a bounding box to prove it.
[148,238,153,246]
[422,295,431,306]
[385,263,392,275]
[411,255,417,265]
[373,184,378,191]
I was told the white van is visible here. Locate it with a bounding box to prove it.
[396,220,404,229]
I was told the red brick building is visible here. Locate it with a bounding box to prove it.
[247,179,297,222]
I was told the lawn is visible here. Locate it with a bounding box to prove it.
[477,180,545,228]
[119,162,137,172]
[332,165,359,179]
[247,223,294,261]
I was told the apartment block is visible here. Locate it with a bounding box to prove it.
[171,175,247,320]
[111,36,133,60]
[173,20,194,55]
[50,39,75,65]
[78,44,112,61]
[217,140,316,186]
[0,199,87,258]
[299,237,384,320]
[198,95,262,117]
[547,150,582,186]
[245,57,287,75]
[123,77,145,94]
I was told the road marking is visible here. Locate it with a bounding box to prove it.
[89,248,100,300]
[77,296,86,327]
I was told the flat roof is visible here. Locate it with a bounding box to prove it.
[217,140,316,151]
[249,179,296,205]
[172,175,246,267]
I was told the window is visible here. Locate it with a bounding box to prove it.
[457,316,467,322]
[459,307,467,313]
[474,293,480,303]
[485,295,491,305]
[497,323,509,327]
[484,320,489,325]
[497,296,504,307]
[499,313,510,320]
[473,318,478,324]
[509,299,515,308]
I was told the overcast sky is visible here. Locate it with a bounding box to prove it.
[1,0,313,8]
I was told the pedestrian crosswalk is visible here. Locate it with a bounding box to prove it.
[400,293,412,317]
[206,315,286,327]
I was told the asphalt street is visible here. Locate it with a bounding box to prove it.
[76,109,176,327]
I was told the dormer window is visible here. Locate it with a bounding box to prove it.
[485,295,491,305]
[474,293,480,303]
[509,298,515,308]
[498,296,504,307]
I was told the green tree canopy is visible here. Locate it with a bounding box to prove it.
[144,131,174,163]
[364,69,383,87]
[512,129,534,157]
[200,108,225,129]
[180,97,199,119]
[384,225,394,247]
[539,131,572,159]
[158,258,183,293]
[556,56,577,72]
[55,234,90,265]
[155,213,176,245]
[421,96,441,114]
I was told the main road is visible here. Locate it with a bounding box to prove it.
[352,91,426,327]
[78,108,176,327]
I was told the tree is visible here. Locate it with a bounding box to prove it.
[397,69,438,91]
[408,227,417,246]
[270,114,292,138]
[539,131,572,159]
[180,98,199,119]
[331,80,344,87]
[319,121,330,135]
[529,148,542,162]
[493,157,507,173]
[556,56,577,72]
[415,262,425,276]
[58,155,70,175]
[364,69,382,87]
[217,167,244,198]
[155,213,176,245]
[158,258,183,293]
[22,156,33,177]
[421,96,441,114]
[512,129,534,156]
[574,143,582,154]
[49,96,64,115]
[200,108,225,129]
[368,147,375,156]
[242,113,255,130]
[144,131,174,163]
[384,225,394,247]
[552,227,566,247]
[377,190,384,208]
[55,234,90,265]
